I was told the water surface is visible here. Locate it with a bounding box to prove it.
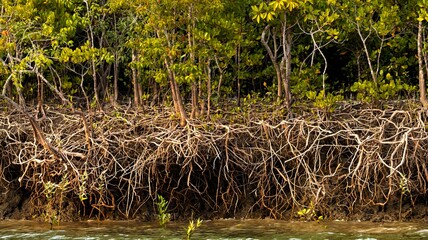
[0,219,427,239]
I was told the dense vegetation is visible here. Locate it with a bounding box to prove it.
[1,0,428,222]
[1,0,428,115]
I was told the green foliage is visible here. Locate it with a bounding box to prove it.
[0,0,426,116]
[399,174,410,195]
[351,78,416,102]
[42,174,70,227]
[251,0,305,23]
[185,218,203,240]
[78,169,88,202]
[156,195,170,227]
[306,90,343,112]
[291,64,322,100]
[417,0,428,21]
[43,181,59,227]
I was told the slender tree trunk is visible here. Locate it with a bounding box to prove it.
[191,83,198,118]
[99,62,110,101]
[37,74,46,119]
[17,73,25,109]
[356,22,377,84]
[113,13,119,105]
[85,0,101,110]
[188,5,199,118]
[207,59,212,120]
[151,80,159,106]
[12,51,25,108]
[199,76,205,117]
[284,30,292,108]
[157,25,187,125]
[113,52,119,104]
[261,25,282,101]
[281,20,292,109]
[6,78,12,98]
[91,60,100,109]
[164,57,187,126]
[236,43,241,107]
[165,58,180,115]
[132,49,140,108]
[418,21,428,108]
[214,54,224,98]
[137,68,143,107]
[16,79,26,109]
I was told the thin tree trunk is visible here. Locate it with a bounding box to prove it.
[188,5,199,118]
[165,58,180,115]
[91,60,101,109]
[6,77,12,97]
[17,73,25,109]
[418,21,428,108]
[199,76,205,116]
[261,25,282,101]
[356,22,377,84]
[158,26,187,125]
[137,68,143,107]
[113,13,119,104]
[37,74,46,119]
[191,83,198,118]
[132,49,140,108]
[281,20,292,109]
[214,54,224,98]
[236,43,241,107]
[13,50,26,108]
[207,59,212,120]
[99,62,110,102]
[84,0,101,110]
[113,52,119,104]
[284,31,292,108]
[151,80,159,106]
[164,57,187,126]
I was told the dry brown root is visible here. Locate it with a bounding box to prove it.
[0,101,427,220]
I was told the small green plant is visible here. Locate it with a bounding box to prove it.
[185,218,202,240]
[399,173,411,220]
[57,174,70,223]
[42,174,70,228]
[78,170,88,202]
[297,201,323,221]
[156,195,170,227]
[42,181,58,228]
[399,174,410,195]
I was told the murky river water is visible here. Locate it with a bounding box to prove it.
[0,219,427,239]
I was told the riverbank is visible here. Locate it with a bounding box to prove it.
[1,101,428,222]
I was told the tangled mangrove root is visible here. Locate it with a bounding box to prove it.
[1,102,427,220]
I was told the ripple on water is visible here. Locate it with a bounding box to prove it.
[415,229,428,236]
[16,233,45,239]
[48,235,69,240]
[0,235,15,239]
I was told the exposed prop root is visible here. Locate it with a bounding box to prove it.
[0,102,427,220]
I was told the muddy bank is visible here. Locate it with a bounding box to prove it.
[1,103,428,222]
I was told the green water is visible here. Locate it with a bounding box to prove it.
[0,219,427,239]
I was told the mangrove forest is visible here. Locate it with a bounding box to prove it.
[1,0,428,223]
